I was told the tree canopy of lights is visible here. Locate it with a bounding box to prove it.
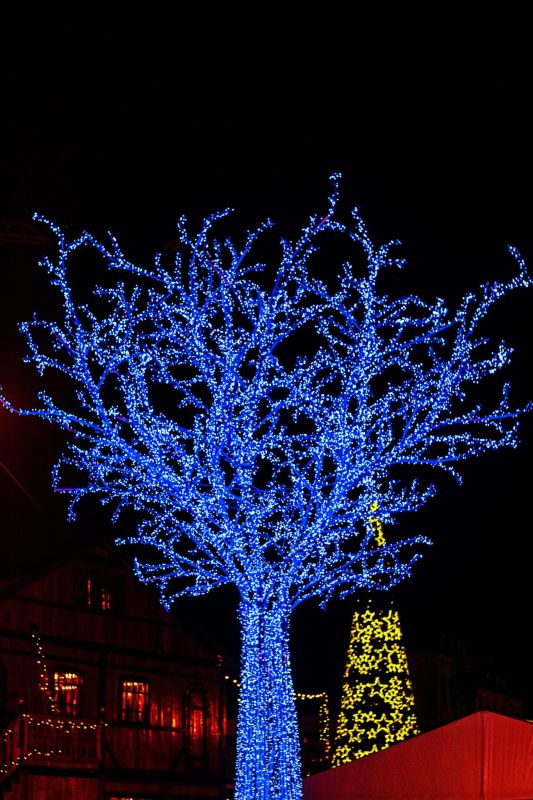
[2,176,530,800]
[332,510,419,766]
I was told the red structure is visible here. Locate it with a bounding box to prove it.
[304,711,533,799]
[0,544,227,799]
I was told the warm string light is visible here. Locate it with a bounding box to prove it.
[296,692,331,760]
[1,714,100,775]
[31,630,57,714]
[20,713,98,731]
[3,176,530,800]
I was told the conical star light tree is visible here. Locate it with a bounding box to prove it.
[2,176,530,800]
[332,507,419,765]
[333,601,419,763]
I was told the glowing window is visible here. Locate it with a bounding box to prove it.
[121,679,149,722]
[100,585,111,610]
[53,672,82,716]
[86,577,112,611]
[187,689,206,758]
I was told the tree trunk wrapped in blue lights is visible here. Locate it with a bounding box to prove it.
[236,602,301,800]
[2,175,530,800]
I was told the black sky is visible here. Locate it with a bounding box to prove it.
[1,9,532,712]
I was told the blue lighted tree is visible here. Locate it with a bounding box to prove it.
[2,176,530,800]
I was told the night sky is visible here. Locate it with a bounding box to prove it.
[1,9,532,714]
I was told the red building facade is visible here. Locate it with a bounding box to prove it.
[0,545,227,799]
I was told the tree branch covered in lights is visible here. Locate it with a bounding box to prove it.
[2,175,530,800]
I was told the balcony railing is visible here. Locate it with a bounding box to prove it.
[1,713,102,782]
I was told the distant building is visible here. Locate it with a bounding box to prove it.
[0,545,228,799]
[408,647,524,732]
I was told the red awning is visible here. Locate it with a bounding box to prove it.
[303,712,533,799]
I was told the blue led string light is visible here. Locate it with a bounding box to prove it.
[2,175,530,800]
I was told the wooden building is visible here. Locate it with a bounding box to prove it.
[0,544,228,799]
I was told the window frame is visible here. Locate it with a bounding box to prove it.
[85,574,113,612]
[119,676,150,725]
[52,669,84,717]
[184,685,208,766]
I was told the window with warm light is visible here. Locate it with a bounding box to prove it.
[53,671,82,716]
[100,585,112,610]
[121,679,149,723]
[86,576,112,611]
[187,688,207,758]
